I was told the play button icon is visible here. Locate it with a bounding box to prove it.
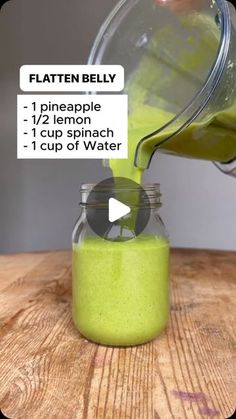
[108,198,131,222]
[84,177,151,242]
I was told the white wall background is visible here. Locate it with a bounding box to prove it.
[0,0,236,253]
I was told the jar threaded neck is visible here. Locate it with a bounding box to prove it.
[80,183,162,208]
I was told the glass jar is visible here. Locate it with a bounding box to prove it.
[72,183,169,347]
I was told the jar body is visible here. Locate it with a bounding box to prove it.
[72,188,169,346]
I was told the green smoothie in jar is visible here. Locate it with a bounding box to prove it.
[73,235,169,346]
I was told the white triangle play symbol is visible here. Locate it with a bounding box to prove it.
[108,198,131,223]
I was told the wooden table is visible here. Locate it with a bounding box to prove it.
[0,249,235,419]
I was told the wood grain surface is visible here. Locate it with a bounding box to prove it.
[0,249,235,419]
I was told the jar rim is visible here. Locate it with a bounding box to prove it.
[80,182,160,192]
[80,182,162,208]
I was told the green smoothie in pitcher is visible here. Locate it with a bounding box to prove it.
[109,11,236,184]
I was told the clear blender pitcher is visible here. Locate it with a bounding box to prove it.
[88,0,236,177]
